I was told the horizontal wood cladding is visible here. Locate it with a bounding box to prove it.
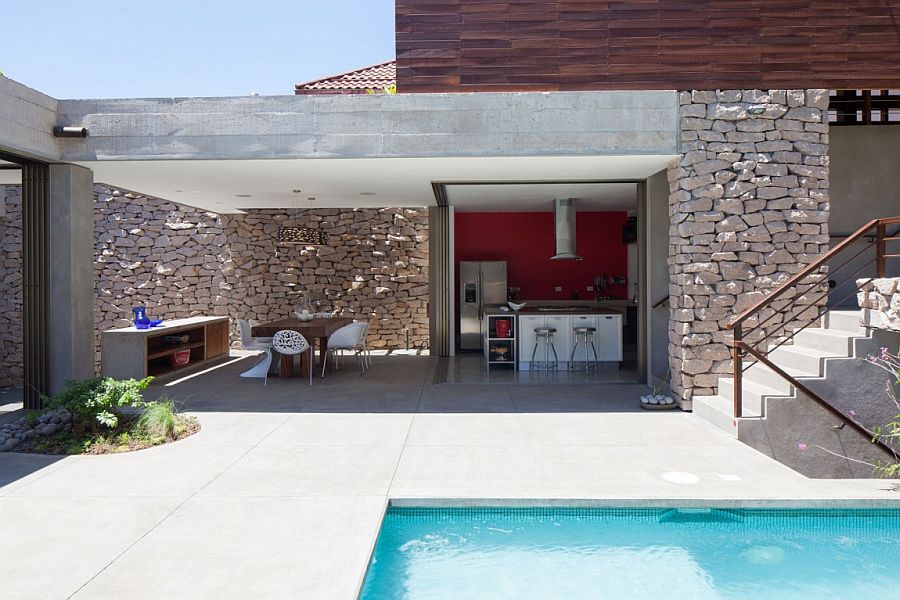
[395,0,900,92]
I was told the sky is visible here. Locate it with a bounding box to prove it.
[1,0,396,98]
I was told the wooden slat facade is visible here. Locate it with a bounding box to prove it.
[395,0,900,92]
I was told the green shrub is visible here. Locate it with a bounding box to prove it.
[135,399,176,441]
[45,376,153,430]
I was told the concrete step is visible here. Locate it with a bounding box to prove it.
[825,310,867,336]
[768,344,842,375]
[742,360,812,394]
[793,327,855,355]
[718,376,786,416]
[693,394,761,437]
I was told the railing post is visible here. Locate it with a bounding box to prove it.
[732,324,742,418]
[876,222,886,278]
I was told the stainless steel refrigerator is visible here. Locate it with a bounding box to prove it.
[459,261,507,350]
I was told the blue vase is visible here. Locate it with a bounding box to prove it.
[133,306,151,329]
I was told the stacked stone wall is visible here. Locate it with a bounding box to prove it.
[222,208,429,349]
[858,277,900,332]
[0,187,23,387]
[669,89,831,405]
[0,186,429,386]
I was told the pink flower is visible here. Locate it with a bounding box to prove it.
[883,347,891,360]
[849,410,857,417]
[798,443,808,450]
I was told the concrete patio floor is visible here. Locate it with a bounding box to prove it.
[1,354,899,599]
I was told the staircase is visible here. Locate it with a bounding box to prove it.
[693,310,869,436]
[686,216,900,477]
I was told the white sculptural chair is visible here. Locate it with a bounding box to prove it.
[272,329,313,387]
[321,321,369,378]
[238,318,274,385]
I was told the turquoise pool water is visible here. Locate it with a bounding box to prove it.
[359,507,900,600]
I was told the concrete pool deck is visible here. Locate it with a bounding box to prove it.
[1,354,899,599]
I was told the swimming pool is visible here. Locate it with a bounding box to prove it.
[359,506,900,599]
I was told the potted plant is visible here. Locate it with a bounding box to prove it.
[640,370,675,409]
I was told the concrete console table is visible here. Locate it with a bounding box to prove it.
[101,316,230,380]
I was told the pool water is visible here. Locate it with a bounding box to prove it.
[359,507,900,600]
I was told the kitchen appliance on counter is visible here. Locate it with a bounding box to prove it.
[459,261,507,350]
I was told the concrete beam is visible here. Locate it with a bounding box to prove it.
[57,91,679,161]
[0,76,60,162]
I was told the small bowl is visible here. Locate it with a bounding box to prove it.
[507,301,527,312]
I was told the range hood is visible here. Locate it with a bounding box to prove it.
[550,198,583,261]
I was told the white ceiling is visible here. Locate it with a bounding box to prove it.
[75,155,672,213]
[0,160,21,185]
[447,182,637,212]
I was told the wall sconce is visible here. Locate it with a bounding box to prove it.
[53,126,89,138]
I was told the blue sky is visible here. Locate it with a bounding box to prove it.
[1,0,395,98]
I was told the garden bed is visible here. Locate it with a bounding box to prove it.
[0,376,200,455]
[12,413,199,455]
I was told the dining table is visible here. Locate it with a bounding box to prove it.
[251,317,354,378]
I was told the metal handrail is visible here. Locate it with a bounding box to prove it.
[739,343,896,457]
[726,215,900,419]
[651,295,670,309]
[728,216,900,329]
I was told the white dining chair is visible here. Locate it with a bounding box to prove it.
[321,321,369,378]
[272,329,313,387]
[238,318,274,385]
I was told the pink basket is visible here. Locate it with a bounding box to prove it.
[170,350,191,367]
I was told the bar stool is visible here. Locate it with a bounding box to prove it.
[531,327,559,370]
[570,326,599,371]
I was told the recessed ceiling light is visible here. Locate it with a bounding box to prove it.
[359,192,377,196]
[307,197,316,201]
[292,189,302,194]
[235,194,252,198]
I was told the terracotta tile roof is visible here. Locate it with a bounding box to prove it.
[294,60,396,94]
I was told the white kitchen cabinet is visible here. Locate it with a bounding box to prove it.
[518,316,544,363]
[569,314,597,362]
[594,314,623,361]
[518,313,623,368]
[544,315,571,364]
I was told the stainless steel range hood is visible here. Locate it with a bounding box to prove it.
[550,198,583,261]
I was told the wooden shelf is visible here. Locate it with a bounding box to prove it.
[101,316,231,380]
[147,361,195,378]
[146,341,205,361]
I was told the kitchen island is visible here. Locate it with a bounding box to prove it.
[483,306,624,371]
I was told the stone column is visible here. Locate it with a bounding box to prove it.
[668,89,830,408]
[48,164,95,394]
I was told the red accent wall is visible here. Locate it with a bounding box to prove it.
[455,212,629,300]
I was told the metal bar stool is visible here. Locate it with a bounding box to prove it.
[570,326,599,371]
[531,327,559,370]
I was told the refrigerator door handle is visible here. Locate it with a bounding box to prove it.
[478,270,483,326]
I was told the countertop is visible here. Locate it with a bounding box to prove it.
[102,316,229,335]
[484,306,624,316]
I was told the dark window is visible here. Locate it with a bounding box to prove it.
[829,90,900,126]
